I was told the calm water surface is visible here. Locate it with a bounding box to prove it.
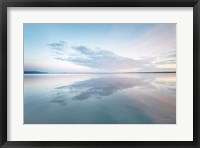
[24,73,176,124]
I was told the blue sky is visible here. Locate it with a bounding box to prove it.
[24,23,176,73]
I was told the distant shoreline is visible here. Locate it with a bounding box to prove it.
[24,71,176,74]
[24,71,48,74]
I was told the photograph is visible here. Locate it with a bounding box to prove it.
[24,23,176,124]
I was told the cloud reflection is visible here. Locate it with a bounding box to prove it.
[50,74,175,106]
[50,76,142,105]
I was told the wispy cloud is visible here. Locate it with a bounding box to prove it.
[48,42,143,71]
[156,51,176,64]
[47,40,66,50]
[69,46,141,70]
[47,41,176,72]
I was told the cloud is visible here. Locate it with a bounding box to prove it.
[47,41,176,72]
[69,46,142,70]
[155,51,176,65]
[47,40,66,50]
[48,43,142,71]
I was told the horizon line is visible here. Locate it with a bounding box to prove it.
[24,71,176,74]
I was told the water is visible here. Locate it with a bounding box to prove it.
[24,73,176,124]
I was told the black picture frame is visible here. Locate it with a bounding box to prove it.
[0,0,199,147]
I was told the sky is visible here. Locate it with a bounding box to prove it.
[24,23,176,73]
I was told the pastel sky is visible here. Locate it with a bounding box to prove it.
[24,24,176,73]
